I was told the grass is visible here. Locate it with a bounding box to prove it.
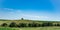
[0,27,19,30]
[0,19,60,25]
[0,27,60,30]
[0,20,59,25]
[18,27,60,30]
[0,20,60,30]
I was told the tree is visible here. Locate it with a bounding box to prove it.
[37,24,41,27]
[42,22,53,27]
[21,18,24,20]
[28,23,33,27]
[1,23,8,27]
[56,24,60,26]
[9,22,17,27]
[18,23,27,27]
[32,23,37,27]
[28,23,38,27]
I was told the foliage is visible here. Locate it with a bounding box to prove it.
[18,23,27,27]
[9,22,17,27]
[42,22,53,27]
[0,27,19,30]
[1,23,8,27]
[21,18,24,20]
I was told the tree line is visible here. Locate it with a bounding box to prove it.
[1,22,60,28]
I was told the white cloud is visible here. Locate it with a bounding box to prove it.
[0,8,22,20]
[0,8,53,20]
[22,14,49,20]
[4,8,14,10]
[0,8,22,12]
[0,8,49,20]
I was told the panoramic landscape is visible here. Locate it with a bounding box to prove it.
[0,0,60,30]
[0,19,60,30]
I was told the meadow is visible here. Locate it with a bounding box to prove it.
[19,27,60,30]
[0,19,60,30]
[0,27,19,30]
[0,27,60,30]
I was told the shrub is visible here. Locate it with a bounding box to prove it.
[42,22,53,27]
[32,23,37,27]
[56,24,60,26]
[37,24,41,27]
[1,23,8,27]
[9,22,17,27]
[28,23,39,27]
[28,23,33,27]
[21,18,24,20]
[18,23,27,27]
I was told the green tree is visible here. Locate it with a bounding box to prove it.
[9,22,17,27]
[1,23,8,27]
[42,22,53,27]
[18,23,27,27]
[21,18,24,20]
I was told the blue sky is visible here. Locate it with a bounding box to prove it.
[0,0,60,21]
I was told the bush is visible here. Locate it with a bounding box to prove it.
[56,24,60,26]
[9,22,17,27]
[18,23,27,27]
[21,18,24,20]
[28,23,33,27]
[42,22,53,27]
[28,23,40,27]
[37,24,41,27]
[1,23,8,27]
[32,23,37,27]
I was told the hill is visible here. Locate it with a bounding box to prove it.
[0,19,60,25]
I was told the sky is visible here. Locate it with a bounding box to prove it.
[0,0,60,21]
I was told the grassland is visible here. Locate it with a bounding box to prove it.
[0,20,43,25]
[0,27,19,30]
[0,19,60,30]
[0,27,60,30]
[0,19,60,25]
[19,27,60,30]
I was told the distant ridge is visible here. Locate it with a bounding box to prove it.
[0,19,60,22]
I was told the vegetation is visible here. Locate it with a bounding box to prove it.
[17,27,60,30]
[18,23,27,27]
[0,27,60,30]
[0,20,60,28]
[0,27,19,30]
[21,18,24,20]
[0,19,60,30]
[0,19,60,27]
[42,22,53,27]
[1,23,8,27]
[9,22,17,27]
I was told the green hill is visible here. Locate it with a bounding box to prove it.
[0,19,60,25]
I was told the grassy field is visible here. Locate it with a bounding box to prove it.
[0,20,60,25]
[18,27,60,30]
[0,20,43,25]
[0,27,60,30]
[0,27,19,30]
[0,19,60,30]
